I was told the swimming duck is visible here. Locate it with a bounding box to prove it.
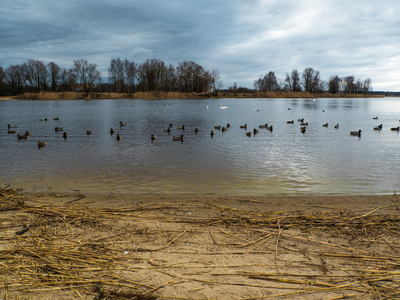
[86,130,92,135]
[227,123,231,128]
[8,124,17,128]
[116,134,121,141]
[373,124,382,130]
[163,127,171,133]
[38,141,46,148]
[177,125,185,130]
[300,126,306,134]
[300,122,309,126]
[221,127,228,132]
[373,116,378,120]
[194,128,199,133]
[110,128,115,135]
[390,126,400,131]
[298,118,304,122]
[219,104,228,110]
[350,130,362,136]
[17,133,29,140]
[334,124,339,129]
[151,134,156,140]
[40,118,48,121]
[253,128,259,135]
[259,124,268,128]
[287,120,294,124]
[53,117,59,120]
[214,125,221,130]
[266,125,273,132]
[7,129,16,134]
[63,132,67,139]
[55,127,63,132]
[240,124,247,129]
[172,135,184,141]
[210,130,215,137]
[120,121,127,127]
[246,131,251,137]
[323,123,328,127]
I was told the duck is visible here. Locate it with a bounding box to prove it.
[7,129,16,134]
[63,132,68,139]
[172,135,184,141]
[259,124,268,128]
[300,122,309,126]
[86,130,92,135]
[298,118,304,122]
[55,127,64,132]
[39,118,48,121]
[25,131,32,136]
[246,131,251,137]
[151,134,156,140]
[390,126,400,131]
[253,128,259,135]
[163,127,171,133]
[300,126,306,134]
[116,134,121,141]
[17,133,29,140]
[240,124,247,129]
[53,117,59,121]
[373,124,383,130]
[334,124,339,129]
[8,124,17,128]
[38,141,46,148]
[373,116,378,120]
[214,125,221,130]
[210,131,214,137]
[288,108,292,110]
[120,121,127,127]
[350,130,362,137]
[287,120,294,124]
[227,123,231,128]
[194,128,199,134]
[266,125,273,132]
[219,104,228,110]
[177,125,185,130]
[255,108,260,112]
[110,128,115,135]
[221,127,228,132]
[323,123,328,127]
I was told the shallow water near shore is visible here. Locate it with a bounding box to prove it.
[1,97,400,194]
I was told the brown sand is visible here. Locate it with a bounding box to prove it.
[1,189,400,299]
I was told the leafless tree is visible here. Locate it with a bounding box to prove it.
[24,59,48,92]
[6,65,25,95]
[73,59,101,97]
[124,59,137,93]
[210,69,222,95]
[328,75,341,94]
[284,69,301,92]
[136,58,167,91]
[254,71,279,92]
[108,58,125,93]
[59,68,77,92]
[48,62,60,91]
[0,67,6,95]
[302,67,323,93]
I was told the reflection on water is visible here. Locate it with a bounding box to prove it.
[1,97,400,195]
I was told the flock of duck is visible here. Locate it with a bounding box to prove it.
[6,104,400,148]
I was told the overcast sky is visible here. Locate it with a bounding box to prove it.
[1,0,399,91]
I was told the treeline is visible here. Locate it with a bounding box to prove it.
[251,68,372,95]
[0,58,221,97]
[0,58,372,97]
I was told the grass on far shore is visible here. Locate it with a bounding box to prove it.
[1,90,384,101]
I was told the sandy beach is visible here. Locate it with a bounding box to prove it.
[1,188,400,299]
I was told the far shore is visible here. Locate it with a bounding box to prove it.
[0,91,385,101]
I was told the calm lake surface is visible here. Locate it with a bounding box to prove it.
[1,97,400,195]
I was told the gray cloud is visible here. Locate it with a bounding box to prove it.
[1,0,399,90]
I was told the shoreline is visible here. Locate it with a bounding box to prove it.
[0,91,385,101]
[2,189,400,299]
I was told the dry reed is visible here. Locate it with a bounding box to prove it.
[1,187,400,299]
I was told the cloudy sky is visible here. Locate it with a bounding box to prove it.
[1,0,399,91]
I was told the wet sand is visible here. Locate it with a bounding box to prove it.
[1,190,400,299]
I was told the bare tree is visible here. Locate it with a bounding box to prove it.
[254,71,279,92]
[73,59,101,98]
[6,65,25,95]
[210,69,222,95]
[124,59,137,93]
[0,66,6,95]
[48,62,60,91]
[108,58,125,93]
[137,58,167,91]
[284,69,301,92]
[59,68,77,92]
[24,59,48,92]
[328,75,341,94]
[302,67,322,93]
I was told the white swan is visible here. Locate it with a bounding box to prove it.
[219,104,228,110]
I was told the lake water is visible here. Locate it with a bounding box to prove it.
[1,97,400,195]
